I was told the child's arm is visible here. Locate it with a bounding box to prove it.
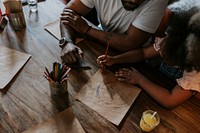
[97,44,159,66]
[115,68,194,109]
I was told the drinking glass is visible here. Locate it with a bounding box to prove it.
[140,110,160,132]
[27,0,38,12]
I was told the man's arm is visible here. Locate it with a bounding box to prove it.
[86,0,168,52]
[60,0,92,63]
[62,7,152,52]
[87,24,151,52]
[64,0,91,15]
[60,0,92,41]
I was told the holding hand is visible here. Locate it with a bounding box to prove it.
[115,68,146,85]
[97,55,115,67]
[61,42,83,64]
[60,8,91,35]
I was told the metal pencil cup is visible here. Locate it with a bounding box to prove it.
[8,10,26,31]
[49,81,69,111]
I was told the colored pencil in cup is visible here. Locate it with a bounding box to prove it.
[44,62,71,83]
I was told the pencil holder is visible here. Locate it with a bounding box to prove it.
[0,16,7,31]
[8,10,26,31]
[44,62,71,111]
[49,81,69,112]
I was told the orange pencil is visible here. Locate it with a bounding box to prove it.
[102,42,110,69]
[104,42,110,59]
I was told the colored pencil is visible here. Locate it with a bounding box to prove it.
[45,67,50,76]
[61,67,71,80]
[104,42,110,59]
[44,62,71,83]
[101,42,110,69]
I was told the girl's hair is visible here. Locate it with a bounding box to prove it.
[185,11,200,72]
[161,6,200,72]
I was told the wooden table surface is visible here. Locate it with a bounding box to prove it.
[0,0,200,133]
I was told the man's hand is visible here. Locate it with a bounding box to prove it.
[61,42,83,64]
[60,9,91,35]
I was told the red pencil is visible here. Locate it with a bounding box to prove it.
[101,42,110,70]
[104,42,110,59]
[45,67,50,76]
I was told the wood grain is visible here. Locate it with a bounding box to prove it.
[0,0,200,133]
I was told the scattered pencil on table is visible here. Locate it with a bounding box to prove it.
[43,62,71,83]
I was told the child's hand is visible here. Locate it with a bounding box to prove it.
[97,55,114,67]
[115,68,145,85]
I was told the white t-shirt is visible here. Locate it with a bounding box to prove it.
[81,0,168,33]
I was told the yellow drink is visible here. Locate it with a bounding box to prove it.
[140,110,160,132]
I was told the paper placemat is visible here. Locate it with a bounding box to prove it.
[0,46,31,89]
[44,19,61,40]
[76,69,141,126]
[23,107,85,133]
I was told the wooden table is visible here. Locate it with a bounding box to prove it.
[0,0,200,133]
